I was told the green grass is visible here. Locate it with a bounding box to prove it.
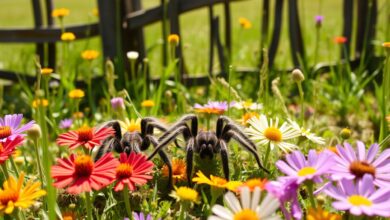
[0,0,389,76]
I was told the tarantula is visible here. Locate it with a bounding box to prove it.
[94,117,175,187]
[147,114,269,185]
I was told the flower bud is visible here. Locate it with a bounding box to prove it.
[27,124,42,140]
[340,128,352,139]
[292,69,305,83]
[126,51,139,60]
[168,34,180,46]
[110,97,125,110]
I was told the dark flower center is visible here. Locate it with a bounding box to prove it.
[116,163,133,180]
[77,127,93,143]
[74,155,94,178]
[0,126,11,139]
[349,161,375,178]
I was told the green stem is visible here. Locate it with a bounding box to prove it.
[227,66,233,117]
[33,140,45,185]
[178,202,188,220]
[123,186,133,220]
[380,54,390,142]
[1,163,9,179]
[8,157,19,177]
[263,143,271,170]
[306,181,316,208]
[85,192,93,220]
[297,82,305,125]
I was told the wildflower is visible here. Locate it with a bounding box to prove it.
[57,125,115,150]
[72,112,84,119]
[330,141,390,187]
[41,68,53,75]
[52,8,70,18]
[62,211,77,220]
[118,118,141,133]
[324,174,390,217]
[81,50,99,60]
[168,34,180,45]
[327,146,339,155]
[162,158,186,183]
[0,173,46,214]
[126,51,139,60]
[209,186,280,220]
[61,32,76,42]
[192,170,242,191]
[339,128,352,139]
[315,15,324,27]
[27,124,42,140]
[59,119,73,130]
[276,150,335,184]
[246,115,300,153]
[32,98,49,108]
[51,153,119,194]
[288,119,325,145]
[266,178,301,220]
[0,135,24,164]
[114,152,154,191]
[307,207,341,220]
[239,17,252,29]
[0,114,35,141]
[141,100,155,108]
[240,112,260,125]
[240,178,267,192]
[194,101,228,115]
[130,212,160,220]
[230,100,263,110]
[383,42,390,55]
[291,69,305,82]
[111,97,125,110]
[68,89,85,99]
[170,186,200,204]
[333,36,347,44]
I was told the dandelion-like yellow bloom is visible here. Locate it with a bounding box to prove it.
[81,50,99,60]
[61,32,76,42]
[192,170,242,191]
[307,207,341,220]
[127,118,141,132]
[32,99,49,108]
[240,112,259,126]
[41,68,53,75]
[141,100,155,108]
[239,17,252,29]
[68,89,85,99]
[162,158,186,183]
[170,186,200,204]
[52,8,70,18]
[0,173,46,214]
[168,34,180,45]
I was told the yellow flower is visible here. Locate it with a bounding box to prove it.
[41,68,53,75]
[239,17,252,29]
[141,100,155,108]
[241,178,267,192]
[72,112,84,119]
[307,207,341,220]
[162,158,186,183]
[340,128,352,139]
[81,50,99,60]
[127,118,141,132]
[383,42,390,48]
[92,8,99,17]
[168,34,180,45]
[240,112,259,125]
[192,170,242,191]
[52,8,70,18]
[170,186,200,204]
[68,89,85,99]
[0,173,46,214]
[32,99,49,108]
[61,32,76,42]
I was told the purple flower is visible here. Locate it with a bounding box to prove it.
[330,141,390,188]
[266,178,301,220]
[276,149,335,184]
[0,114,35,141]
[194,101,228,114]
[111,97,125,110]
[124,212,160,220]
[324,174,390,217]
[315,15,323,27]
[59,119,73,130]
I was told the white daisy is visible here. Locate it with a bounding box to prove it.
[246,115,300,153]
[287,119,325,145]
[208,186,281,220]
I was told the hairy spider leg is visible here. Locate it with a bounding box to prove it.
[218,140,230,180]
[217,116,257,150]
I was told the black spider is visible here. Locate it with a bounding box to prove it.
[94,117,175,188]
[147,114,269,186]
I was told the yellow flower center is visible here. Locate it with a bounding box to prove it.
[77,126,93,143]
[349,161,376,178]
[174,187,199,202]
[244,178,267,191]
[116,163,133,180]
[264,127,282,142]
[74,155,94,178]
[233,209,258,220]
[0,188,19,205]
[348,195,372,206]
[297,167,317,177]
[0,126,12,139]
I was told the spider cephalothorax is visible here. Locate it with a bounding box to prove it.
[94,117,175,188]
[148,114,269,185]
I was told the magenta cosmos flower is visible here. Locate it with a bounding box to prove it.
[325,174,390,217]
[276,150,335,184]
[194,101,228,114]
[330,141,390,187]
[0,114,35,141]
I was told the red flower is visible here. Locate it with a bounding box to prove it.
[334,36,347,44]
[114,152,154,191]
[51,153,119,194]
[56,126,115,150]
[0,135,24,164]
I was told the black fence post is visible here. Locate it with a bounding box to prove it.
[31,0,45,68]
[268,0,284,68]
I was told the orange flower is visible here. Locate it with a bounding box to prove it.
[168,34,180,45]
[239,178,267,192]
[239,17,252,29]
[41,68,53,75]
[52,8,69,18]
[334,36,347,44]
[162,158,186,183]
[81,50,99,60]
[240,112,259,125]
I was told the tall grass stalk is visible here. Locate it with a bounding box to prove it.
[258,49,269,114]
[380,49,390,142]
[227,65,233,116]
[123,186,133,220]
[85,192,93,220]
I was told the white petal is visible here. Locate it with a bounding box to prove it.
[211,205,233,219]
[224,192,242,213]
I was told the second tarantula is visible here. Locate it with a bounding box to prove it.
[148,114,269,185]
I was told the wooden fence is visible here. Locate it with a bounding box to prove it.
[0,0,382,87]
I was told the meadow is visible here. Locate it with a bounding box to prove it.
[0,0,390,220]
